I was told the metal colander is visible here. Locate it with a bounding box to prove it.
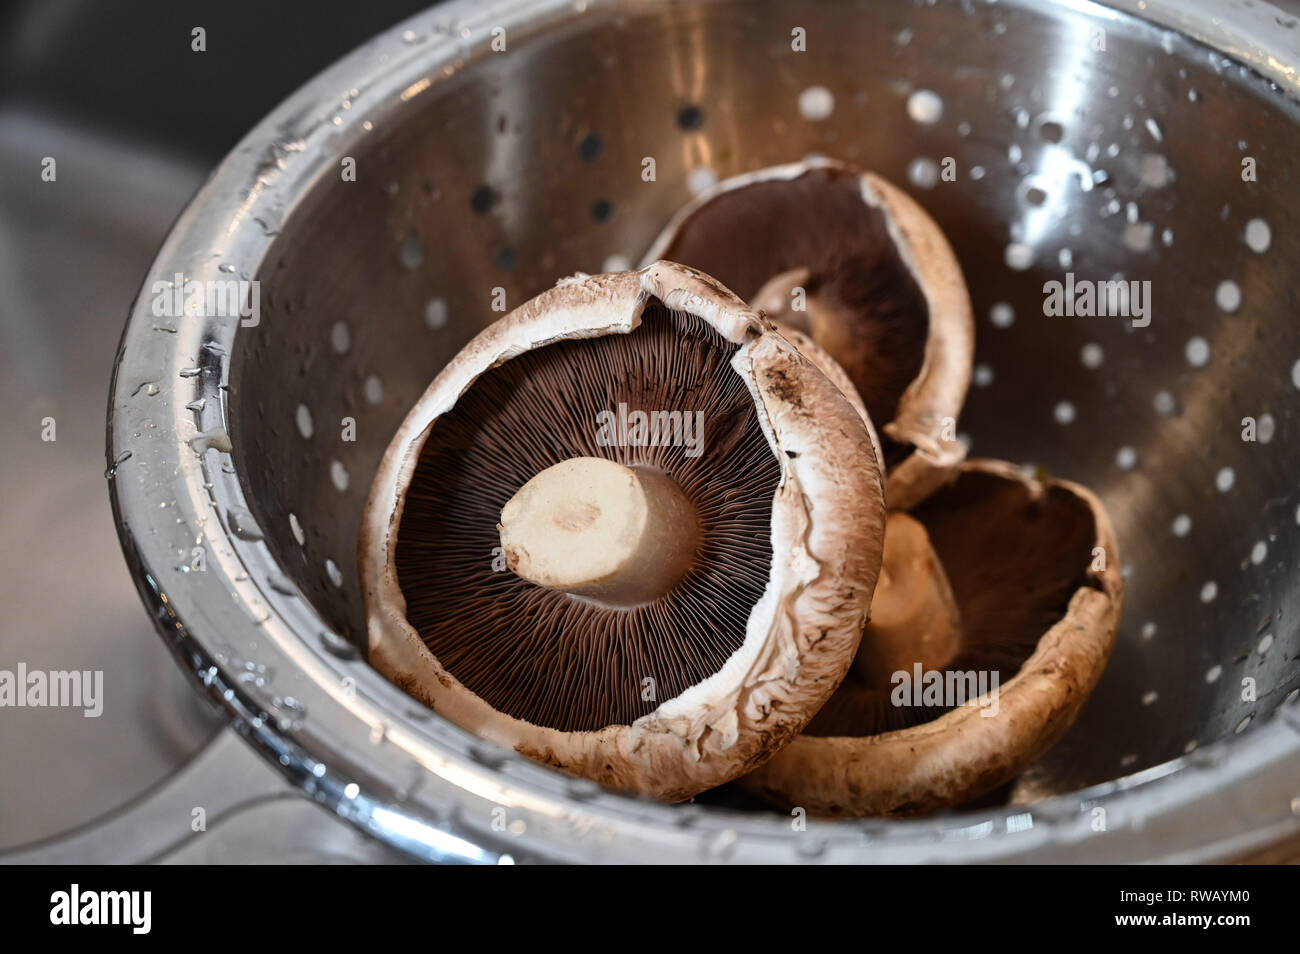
[109,0,1300,862]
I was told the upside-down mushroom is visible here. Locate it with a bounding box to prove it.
[359,262,887,801]
[645,158,975,509]
[740,459,1124,817]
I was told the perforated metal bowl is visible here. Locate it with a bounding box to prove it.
[109,0,1300,862]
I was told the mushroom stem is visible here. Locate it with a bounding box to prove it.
[751,267,813,332]
[853,511,962,688]
[751,267,867,393]
[498,456,699,607]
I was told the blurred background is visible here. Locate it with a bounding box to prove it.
[0,0,432,860]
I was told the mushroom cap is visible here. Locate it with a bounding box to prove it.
[739,458,1124,817]
[644,158,975,510]
[359,261,887,801]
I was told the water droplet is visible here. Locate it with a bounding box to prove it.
[1080,343,1103,368]
[1053,401,1076,425]
[990,302,1014,328]
[318,629,359,660]
[1215,279,1242,313]
[907,89,943,125]
[1215,467,1235,492]
[1123,222,1153,253]
[1243,218,1271,253]
[1199,581,1218,603]
[399,235,424,270]
[1153,390,1178,416]
[363,375,384,405]
[1185,337,1210,367]
[1172,514,1192,537]
[325,558,344,587]
[1250,541,1268,565]
[296,403,314,439]
[425,297,448,329]
[1116,446,1138,470]
[798,85,835,121]
[1139,154,1170,188]
[1205,665,1222,683]
[269,572,298,597]
[1004,243,1033,270]
[104,451,132,479]
[331,321,351,354]
[330,460,350,492]
[228,506,264,541]
[1141,621,1157,640]
[973,363,994,387]
[189,428,232,454]
[687,166,717,195]
[1257,632,1274,653]
[906,156,939,190]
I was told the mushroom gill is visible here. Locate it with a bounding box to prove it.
[395,302,779,732]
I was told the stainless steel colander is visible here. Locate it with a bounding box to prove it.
[108,0,1300,862]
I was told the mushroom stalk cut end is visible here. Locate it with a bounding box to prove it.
[854,511,962,688]
[498,456,699,607]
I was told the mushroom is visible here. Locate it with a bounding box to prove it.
[359,261,888,801]
[644,158,975,509]
[740,459,1124,817]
